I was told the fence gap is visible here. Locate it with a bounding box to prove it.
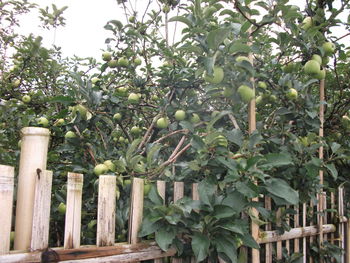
[64,173,83,249]
[0,165,15,255]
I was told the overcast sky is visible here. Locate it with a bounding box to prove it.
[17,0,348,59]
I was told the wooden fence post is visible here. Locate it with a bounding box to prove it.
[265,197,272,263]
[0,165,14,255]
[338,187,345,263]
[172,182,184,263]
[97,175,116,247]
[155,181,166,263]
[14,127,50,250]
[30,170,53,251]
[64,173,84,249]
[128,178,144,245]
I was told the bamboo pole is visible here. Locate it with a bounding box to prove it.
[155,180,166,263]
[276,208,282,260]
[302,203,307,263]
[14,127,50,250]
[64,173,84,249]
[264,197,272,263]
[128,178,144,244]
[97,175,116,247]
[294,205,300,253]
[172,182,184,263]
[0,165,15,255]
[331,192,335,244]
[30,170,53,251]
[338,187,345,263]
[322,192,327,241]
[309,200,314,263]
[286,205,290,255]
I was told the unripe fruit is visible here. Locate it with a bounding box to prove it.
[156,117,169,129]
[128,16,136,23]
[204,66,224,84]
[55,118,65,126]
[322,42,335,56]
[311,54,322,65]
[37,117,49,127]
[315,68,326,80]
[134,57,142,66]
[144,183,151,195]
[128,93,140,104]
[65,131,77,138]
[118,57,129,67]
[235,56,251,64]
[94,164,108,176]
[283,63,294,73]
[301,16,313,30]
[113,113,122,121]
[58,202,66,214]
[223,87,234,98]
[190,113,201,124]
[102,52,112,61]
[108,59,118,68]
[104,160,116,172]
[237,85,255,103]
[286,88,298,100]
[12,79,20,88]
[74,104,87,119]
[22,95,31,103]
[257,81,267,89]
[174,110,186,121]
[91,77,100,84]
[130,126,141,135]
[304,60,320,75]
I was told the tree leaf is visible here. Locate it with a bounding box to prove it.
[215,235,237,262]
[213,204,236,219]
[155,228,176,251]
[265,178,299,205]
[191,232,210,262]
[262,153,293,168]
[207,28,231,50]
[229,42,251,54]
[325,163,338,180]
[168,16,193,27]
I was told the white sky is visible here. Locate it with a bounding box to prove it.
[17,0,349,59]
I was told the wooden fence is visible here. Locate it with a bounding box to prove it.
[0,165,349,262]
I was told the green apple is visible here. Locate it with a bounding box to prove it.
[269,95,277,103]
[174,110,186,121]
[204,66,224,84]
[341,115,350,129]
[322,56,329,66]
[322,42,335,56]
[113,113,122,121]
[94,163,108,176]
[311,54,322,65]
[118,57,129,67]
[130,126,141,135]
[236,56,251,64]
[237,85,255,103]
[58,202,66,214]
[315,68,326,80]
[223,87,234,98]
[134,57,142,66]
[151,94,159,101]
[54,118,65,126]
[286,88,298,100]
[162,4,170,13]
[108,59,118,68]
[301,16,313,30]
[128,93,140,104]
[102,52,112,61]
[118,136,126,143]
[12,79,20,88]
[304,60,320,75]
[65,131,77,138]
[104,160,116,172]
[282,63,294,73]
[257,81,267,89]
[128,16,136,23]
[37,117,49,127]
[74,104,88,119]
[256,95,264,106]
[190,113,201,124]
[156,117,169,129]
[144,183,151,195]
[116,86,128,96]
[91,77,100,84]
[22,95,31,103]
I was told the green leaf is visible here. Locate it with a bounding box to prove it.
[207,110,231,131]
[138,215,162,237]
[225,129,244,147]
[146,143,162,167]
[222,190,247,213]
[155,228,176,251]
[207,28,231,50]
[325,163,338,180]
[213,205,236,219]
[126,138,141,163]
[229,42,251,54]
[240,234,259,249]
[198,180,216,208]
[215,235,237,262]
[49,95,75,105]
[219,222,245,235]
[262,153,293,168]
[168,16,193,27]
[191,232,210,262]
[265,178,299,205]
[148,186,164,206]
[331,142,341,154]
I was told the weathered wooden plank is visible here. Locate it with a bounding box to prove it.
[64,173,83,249]
[0,242,176,263]
[172,182,184,263]
[97,175,116,247]
[30,170,53,251]
[128,178,144,244]
[276,208,282,260]
[258,224,336,244]
[338,187,345,263]
[264,197,272,263]
[0,165,15,255]
[294,205,300,253]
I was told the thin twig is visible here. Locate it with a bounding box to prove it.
[169,135,186,160]
[228,113,241,130]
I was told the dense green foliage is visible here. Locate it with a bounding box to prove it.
[1,0,350,261]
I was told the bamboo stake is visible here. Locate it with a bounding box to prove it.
[310,200,314,263]
[276,208,282,260]
[0,165,14,255]
[30,170,53,251]
[97,175,116,247]
[331,192,335,244]
[155,181,166,263]
[294,205,300,253]
[128,178,144,244]
[338,187,345,263]
[322,192,327,241]
[172,182,184,263]
[191,183,199,201]
[303,203,306,263]
[265,197,272,263]
[286,205,290,255]
[14,127,50,250]
[64,173,84,249]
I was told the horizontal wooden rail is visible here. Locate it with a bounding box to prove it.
[258,224,336,244]
[0,242,176,263]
